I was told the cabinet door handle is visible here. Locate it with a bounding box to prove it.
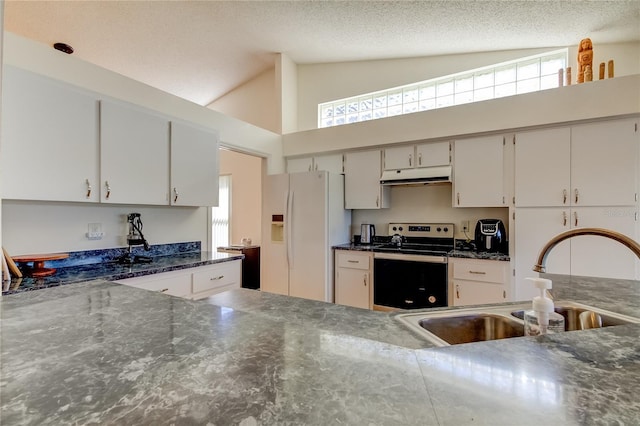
[363,274,367,286]
[409,154,412,167]
[456,284,460,299]
[563,211,567,226]
[457,192,460,205]
[468,270,486,275]
[574,211,578,227]
[105,181,111,199]
[503,290,506,299]
[574,188,579,204]
[210,275,224,281]
[85,179,92,198]
[347,260,359,264]
[159,288,169,293]
[563,189,568,204]
[315,163,318,171]
[376,196,379,207]
[173,187,179,203]
[418,153,422,166]
[308,164,312,171]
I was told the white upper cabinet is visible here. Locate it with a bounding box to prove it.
[416,141,450,168]
[515,128,571,207]
[571,119,638,207]
[384,145,415,170]
[384,141,450,171]
[344,150,390,209]
[515,119,638,207]
[1,66,100,202]
[170,121,219,207]
[314,154,344,174]
[287,157,314,173]
[287,154,343,174]
[100,99,170,205]
[453,135,506,207]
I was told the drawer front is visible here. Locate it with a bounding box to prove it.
[192,261,241,294]
[452,259,506,284]
[337,252,371,270]
[117,273,192,298]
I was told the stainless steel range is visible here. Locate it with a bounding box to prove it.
[373,223,454,311]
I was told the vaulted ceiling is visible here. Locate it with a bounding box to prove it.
[5,1,640,106]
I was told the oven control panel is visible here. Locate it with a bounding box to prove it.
[388,223,454,238]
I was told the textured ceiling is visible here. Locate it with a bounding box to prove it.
[5,1,640,106]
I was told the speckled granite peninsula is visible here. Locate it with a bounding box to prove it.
[1,274,639,425]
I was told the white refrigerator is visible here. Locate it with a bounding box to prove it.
[261,171,351,302]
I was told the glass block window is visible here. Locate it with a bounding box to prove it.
[318,49,567,128]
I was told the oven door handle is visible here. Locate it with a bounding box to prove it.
[373,252,447,263]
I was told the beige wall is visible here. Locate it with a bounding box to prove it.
[219,149,263,246]
[208,68,278,134]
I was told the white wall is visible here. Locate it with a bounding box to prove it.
[219,149,263,246]
[296,42,640,132]
[2,201,207,256]
[208,68,278,134]
[351,185,509,242]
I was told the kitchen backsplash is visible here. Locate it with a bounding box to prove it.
[351,184,509,240]
[45,241,201,268]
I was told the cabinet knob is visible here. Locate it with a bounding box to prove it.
[563,189,568,204]
[574,188,579,204]
[105,181,111,199]
[210,275,224,281]
[363,274,367,286]
[574,211,578,227]
[173,187,179,203]
[563,211,567,226]
[85,179,92,198]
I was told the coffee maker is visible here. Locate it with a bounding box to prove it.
[474,219,507,253]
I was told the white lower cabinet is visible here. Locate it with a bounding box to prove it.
[335,251,372,309]
[115,260,241,300]
[449,258,509,306]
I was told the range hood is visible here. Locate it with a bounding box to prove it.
[380,165,452,186]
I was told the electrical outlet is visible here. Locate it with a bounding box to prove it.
[86,223,104,240]
[461,220,470,232]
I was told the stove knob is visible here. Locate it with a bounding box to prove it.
[399,226,403,231]
[436,227,442,232]
[392,226,397,231]
[443,227,449,232]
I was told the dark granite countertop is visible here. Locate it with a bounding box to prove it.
[1,272,639,424]
[333,243,511,261]
[1,251,243,295]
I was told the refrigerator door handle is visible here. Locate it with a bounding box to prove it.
[286,190,294,268]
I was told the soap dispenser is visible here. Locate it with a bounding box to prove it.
[524,277,565,336]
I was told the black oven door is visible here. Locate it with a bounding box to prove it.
[374,254,447,309]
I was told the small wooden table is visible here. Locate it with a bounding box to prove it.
[11,253,69,277]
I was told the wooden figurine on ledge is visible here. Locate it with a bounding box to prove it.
[577,38,593,83]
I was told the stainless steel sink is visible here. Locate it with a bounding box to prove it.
[396,301,640,346]
[418,313,524,345]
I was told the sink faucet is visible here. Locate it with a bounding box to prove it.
[533,227,640,273]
